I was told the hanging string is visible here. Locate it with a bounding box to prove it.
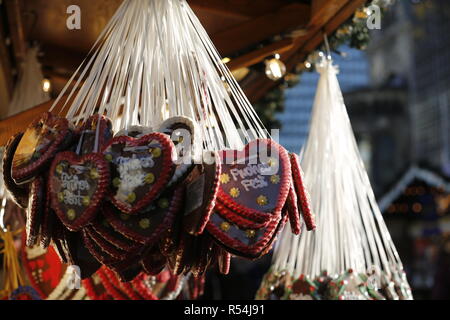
[271,58,406,282]
[50,0,270,152]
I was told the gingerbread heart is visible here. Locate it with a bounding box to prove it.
[207,203,288,259]
[104,186,183,245]
[217,248,231,275]
[103,133,176,214]
[289,153,315,231]
[76,114,113,155]
[90,217,141,253]
[115,126,153,138]
[26,175,46,247]
[217,139,291,217]
[82,230,119,267]
[190,235,216,277]
[49,152,110,231]
[206,210,281,259]
[12,112,71,184]
[182,151,222,236]
[2,132,29,208]
[141,246,167,276]
[286,181,302,235]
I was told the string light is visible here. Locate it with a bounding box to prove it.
[265,53,286,81]
[42,79,51,93]
[221,57,231,64]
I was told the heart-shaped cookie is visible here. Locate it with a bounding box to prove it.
[159,116,202,188]
[217,248,231,275]
[115,126,153,139]
[182,151,222,236]
[76,114,113,155]
[90,217,142,253]
[286,180,302,235]
[207,202,288,259]
[26,175,46,247]
[49,151,110,231]
[206,210,281,259]
[289,153,315,231]
[141,246,167,276]
[104,186,183,245]
[2,132,30,208]
[103,133,176,214]
[217,139,291,218]
[12,112,71,184]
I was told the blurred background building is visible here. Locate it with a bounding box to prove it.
[278,0,450,300]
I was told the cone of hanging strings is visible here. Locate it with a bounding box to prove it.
[256,58,412,301]
[5,46,50,118]
[3,0,315,282]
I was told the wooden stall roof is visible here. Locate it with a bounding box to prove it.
[0,0,367,145]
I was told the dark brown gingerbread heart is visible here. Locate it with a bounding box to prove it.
[49,151,110,231]
[141,246,167,276]
[182,151,221,236]
[104,186,183,246]
[12,112,71,184]
[102,133,176,214]
[2,132,29,208]
[76,115,113,155]
[90,216,142,253]
[26,175,45,247]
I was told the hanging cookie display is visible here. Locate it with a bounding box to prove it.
[2,0,317,296]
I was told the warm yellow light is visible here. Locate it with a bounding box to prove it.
[265,56,286,81]
[222,57,231,64]
[42,79,51,93]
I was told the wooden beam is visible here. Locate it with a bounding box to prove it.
[188,0,290,20]
[0,8,14,120]
[212,3,311,56]
[4,0,27,64]
[245,0,367,103]
[0,99,56,146]
[228,38,294,71]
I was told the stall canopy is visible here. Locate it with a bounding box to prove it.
[0,0,367,145]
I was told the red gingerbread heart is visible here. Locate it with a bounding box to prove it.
[289,153,315,231]
[49,152,110,231]
[217,139,291,218]
[102,133,176,214]
[12,112,72,184]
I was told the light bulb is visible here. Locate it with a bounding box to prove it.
[265,57,286,81]
[42,79,51,93]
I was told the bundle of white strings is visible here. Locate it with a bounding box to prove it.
[50,0,269,151]
[7,46,50,118]
[272,58,403,284]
